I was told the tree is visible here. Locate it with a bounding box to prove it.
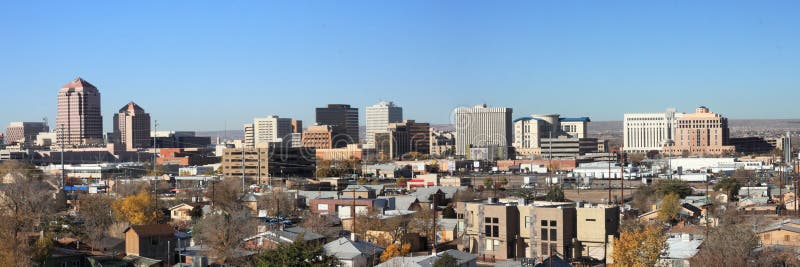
[653,179,692,198]
[452,188,477,203]
[658,193,681,224]
[358,177,368,185]
[0,161,60,267]
[380,243,411,262]
[396,177,407,187]
[690,221,759,266]
[194,208,256,264]
[631,185,656,212]
[514,187,537,203]
[433,252,458,267]
[254,234,339,267]
[441,206,457,219]
[498,176,509,188]
[78,194,115,250]
[258,189,297,217]
[482,177,494,190]
[714,177,742,201]
[612,223,668,267]
[545,186,565,202]
[206,178,243,213]
[112,190,161,225]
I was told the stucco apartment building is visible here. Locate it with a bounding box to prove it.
[456,200,619,262]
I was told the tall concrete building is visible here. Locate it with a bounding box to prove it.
[243,115,294,148]
[315,104,359,147]
[112,102,151,151]
[365,101,403,148]
[455,105,513,157]
[302,125,334,149]
[663,106,734,156]
[56,77,103,146]
[623,109,681,153]
[291,119,303,134]
[4,121,49,146]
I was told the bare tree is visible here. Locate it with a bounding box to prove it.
[258,188,297,218]
[690,208,759,266]
[194,208,256,264]
[0,161,60,267]
[206,178,243,213]
[78,194,115,250]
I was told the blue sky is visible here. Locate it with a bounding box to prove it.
[1,1,799,132]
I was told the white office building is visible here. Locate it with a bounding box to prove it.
[245,115,294,148]
[365,101,403,148]
[623,109,683,153]
[454,104,513,157]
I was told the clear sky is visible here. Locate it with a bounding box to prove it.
[1,1,799,132]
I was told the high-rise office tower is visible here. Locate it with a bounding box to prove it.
[4,121,49,146]
[365,101,403,148]
[56,77,103,146]
[454,104,513,157]
[248,115,294,148]
[315,104,359,147]
[112,102,151,151]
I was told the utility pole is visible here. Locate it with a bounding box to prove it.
[153,120,158,177]
[607,155,611,205]
[620,152,625,206]
[432,191,438,254]
[60,124,65,189]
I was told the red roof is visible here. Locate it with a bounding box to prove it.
[61,77,98,89]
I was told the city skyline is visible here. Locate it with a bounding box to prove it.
[3,1,800,131]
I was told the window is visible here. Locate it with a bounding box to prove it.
[494,239,500,251]
[541,243,549,256]
[550,220,557,227]
[585,218,596,222]
[493,218,499,223]
[485,225,492,236]
[541,229,548,240]
[525,216,532,228]
[493,226,499,237]
[541,220,548,226]
[485,239,494,251]
[151,238,158,246]
[550,229,558,241]
[485,217,492,223]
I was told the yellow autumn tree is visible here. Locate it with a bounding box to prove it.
[380,243,411,262]
[658,193,681,224]
[112,189,161,225]
[612,223,668,267]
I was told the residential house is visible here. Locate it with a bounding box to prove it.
[123,224,177,264]
[244,226,326,250]
[323,236,384,267]
[658,233,703,267]
[375,249,477,267]
[758,223,800,247]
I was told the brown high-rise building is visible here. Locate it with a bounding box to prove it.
[56,77,103,146]
[113,102,151,151]
[4,122,49,146]
[302,125,334,149]
[664,106,734,156]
